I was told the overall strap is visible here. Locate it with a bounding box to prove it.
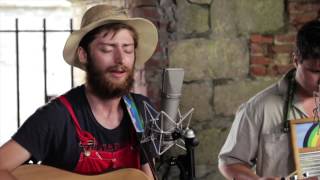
[59,95,96,145]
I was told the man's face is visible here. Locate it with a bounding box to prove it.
[295,57,320,96]
[85,28,135,99]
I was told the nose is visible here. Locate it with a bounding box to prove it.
[113,46,124,64]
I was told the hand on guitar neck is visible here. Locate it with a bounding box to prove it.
[283,176,319,180]
[12,164,151,180]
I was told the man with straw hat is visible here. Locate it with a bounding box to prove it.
[0,4,158,180]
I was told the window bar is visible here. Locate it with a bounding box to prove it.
[43,19,48,103]
[70,19,74,88]
[15,18,21,128]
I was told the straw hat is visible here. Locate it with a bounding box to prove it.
[63,4,158,70]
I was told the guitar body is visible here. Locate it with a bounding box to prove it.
[12,165,149,180]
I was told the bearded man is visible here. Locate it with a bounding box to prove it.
[0,4,158,180]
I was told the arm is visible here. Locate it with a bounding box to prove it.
[219,163,281,180]
[218,103,271,180]
[0,140,31,180]
[141,163,154,180]
[219,163,259,180]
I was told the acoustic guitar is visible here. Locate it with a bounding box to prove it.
[12,165,149,180]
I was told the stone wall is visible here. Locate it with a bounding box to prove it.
[1,0,319,179]
[127,0,320,179]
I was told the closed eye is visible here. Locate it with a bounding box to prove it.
[123,44,134,54]
[308,69,320,74]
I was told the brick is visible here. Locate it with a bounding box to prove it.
[312,3,320,11]
[154,43,163,53]
[274,34,296,44]
[146,87,161,108]
[268,64,294,76]
[127,0,158,7]
[250,56,272,65]
[288,2,300,14]
[290,12,319,25]
[250,65,267,76]
[149,19,160,28]
[272,44,294,53]
[131,7,160,20]
[145,58,168,67]
[142,7,160,19]
[288,2,320,15]
[151,44,166,60]
[250,43,265,55]
[250,34,274,44]
[277,64,294,74]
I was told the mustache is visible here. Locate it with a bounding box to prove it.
[105,65,129,72]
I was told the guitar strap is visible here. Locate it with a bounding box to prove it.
[123,94,158,180]
[123,94,145,133]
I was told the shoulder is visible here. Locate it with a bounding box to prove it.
[62,85,85,104]
[244,69,292,110]
[35,98,66,117]
[129,93,154,107]
[36,86,84,116]
[234,81,281,117]
[24,97,68,129]
[130,93,150,102]
[246,82,282,108]
[128,93,157,120]
[235,79,286,126]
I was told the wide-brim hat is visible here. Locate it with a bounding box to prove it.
[63,4,158,70]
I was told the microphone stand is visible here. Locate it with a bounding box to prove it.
[141,98,197,180]
[184,129,198,179]
[160,128,199,180]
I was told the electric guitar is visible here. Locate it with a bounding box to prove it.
[12,164,149,180]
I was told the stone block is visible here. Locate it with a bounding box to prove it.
[189,0,212,5]
[214,78,278,116]
[289,0,320,2]
[274,53,291,65]
[234,0,285,34]
[196,165,217,180]
[210,0,238,37]
[180,81,214,122]
[195,127,229,165]
[176,0,209,35]
[169,38,249,81]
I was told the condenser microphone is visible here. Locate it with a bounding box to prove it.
[141,67,194,155]
[160,68,184,132]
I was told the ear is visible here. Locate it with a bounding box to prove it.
[77,47,87,64]
[292,51,299,68]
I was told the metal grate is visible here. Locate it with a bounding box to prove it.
[300,151,320,177]
[0,18,74,128]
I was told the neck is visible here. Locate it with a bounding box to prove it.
[85,84,123,129]
[296,82,314,98]
[296,85,318,117]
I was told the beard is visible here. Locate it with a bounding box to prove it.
[85,56,134,99]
